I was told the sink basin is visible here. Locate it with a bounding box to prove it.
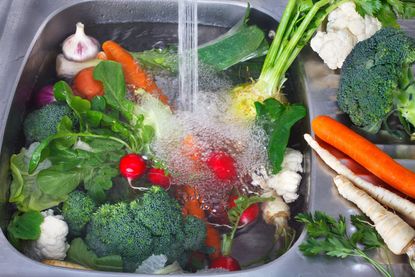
[0,1,413,276]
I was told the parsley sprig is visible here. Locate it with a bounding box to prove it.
[296,212,392,277]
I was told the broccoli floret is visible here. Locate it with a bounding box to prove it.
[84,186,204,272]
[85,202,153,271]
[62,191,97,236]
[183,216,207,251]
[23,102,75,143]
[338,28,415,134]
[131,186,183,236]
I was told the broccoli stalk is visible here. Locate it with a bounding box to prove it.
[231,0,349,119]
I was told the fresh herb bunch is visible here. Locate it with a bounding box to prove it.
[296,212,392,277]
[354,0,415,27]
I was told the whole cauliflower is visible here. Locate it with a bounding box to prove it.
[26,209,69,260]
[311,2,381,69]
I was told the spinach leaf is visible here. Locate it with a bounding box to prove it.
[93,61,134,121]
[255,98,306,173]
[67,238,123,272]
[7,211,43,240]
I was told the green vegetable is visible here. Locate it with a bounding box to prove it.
[67,238,123,272]
[85,186,206,272]
[296,212,391,277]
[132,6,268,72]
[9,145,67,211]
[62,191,97,236]
[354,0,415,27]
[182,216,207,251]
[222,195,272,256]
[7,211,43,248]
[337,27,415,135]
[23,102,75,143]
[231,0,348,119]
[255,98,306,173]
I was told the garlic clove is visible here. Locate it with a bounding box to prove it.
[62,22,100,62]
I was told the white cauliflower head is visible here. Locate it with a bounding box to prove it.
[310,1,381,70]
[282,148,303,173]
[27,209,69,261]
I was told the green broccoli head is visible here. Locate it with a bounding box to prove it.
[183,216,207,251]
[130,186,183,236]
[23,102,75,143]
[338,28,415,133]
[62,190,97,236]
[85,202,153,271]
[84,186,203,272]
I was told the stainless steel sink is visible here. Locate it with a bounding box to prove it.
[0,0,414,276]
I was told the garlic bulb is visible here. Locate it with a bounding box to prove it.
[62,22,99,62]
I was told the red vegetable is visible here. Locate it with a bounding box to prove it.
[119,154,146,181]
[228,195,259,226]
[209,256,241,271]
[206,151,237,181]
[147,168,170,189]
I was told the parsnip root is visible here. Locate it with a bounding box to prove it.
[334,175,415,259]
[261,190,290,240]
[304,133,415,226]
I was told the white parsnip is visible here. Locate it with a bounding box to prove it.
[261,190,290,239]
[334,175,415,258]
[304,133,415,226]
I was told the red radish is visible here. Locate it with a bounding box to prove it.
[147,168,170,189]
[119,154,146,181]
[209,256,241,271]
[228,195,259,226]
[206,151,237,181]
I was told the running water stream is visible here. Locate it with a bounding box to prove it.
[177,0,198,111]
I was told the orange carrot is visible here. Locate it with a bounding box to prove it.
[312,115,415,198]
[205,225,222,259]
[102,40,169,104]
[72,67,104,100]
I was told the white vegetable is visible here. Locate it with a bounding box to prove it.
[304,133,415,226]
[310,30,355,70]
[310,2,381,70]
[267,169,302,203]
[261,190,290,240]
[62,22,100,62]
[56,54,100,78]
[136,255,183,274]
[26,210,69,261]
[251,148,303,204]
[334,175,415,259]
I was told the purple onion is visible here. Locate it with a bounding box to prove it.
[33,84,56,108]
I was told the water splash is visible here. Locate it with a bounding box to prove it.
[177,0,198,111]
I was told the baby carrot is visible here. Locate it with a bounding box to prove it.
[205,225,222,259]
[102,40,169,104]
[312,115,415,199]
[72,67,104,100]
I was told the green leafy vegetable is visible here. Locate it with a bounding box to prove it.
[222,195,272,256]
[7,211,43,242]
[255,98,306,173]
[93,61,135,121]
[67,238,123,272]
[296,212,391,277]
[354,0,415,27]
[9,145,68,212]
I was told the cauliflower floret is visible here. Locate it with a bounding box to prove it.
[310,2,381,70]
[251,148,304,204]
[311,30,355,70]
[27,209,69,261]
[282,148,303,173]
[266,169,302,203]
